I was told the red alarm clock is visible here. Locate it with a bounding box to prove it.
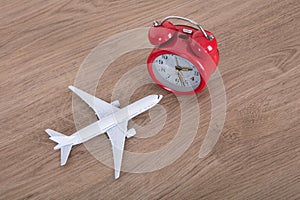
[147,16,219,95]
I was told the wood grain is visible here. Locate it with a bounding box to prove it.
[1,0,300,199]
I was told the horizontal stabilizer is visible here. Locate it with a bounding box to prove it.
[45,129,73,166]
[61,144,73,166]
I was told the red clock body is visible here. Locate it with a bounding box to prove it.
[147,16,219,95]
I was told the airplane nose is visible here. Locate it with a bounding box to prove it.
[157,94,163,100]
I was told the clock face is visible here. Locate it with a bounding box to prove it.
[152,54,201,92]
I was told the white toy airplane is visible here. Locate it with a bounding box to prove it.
[46,86,163,179]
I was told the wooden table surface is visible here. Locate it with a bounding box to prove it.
[1,0,300,199]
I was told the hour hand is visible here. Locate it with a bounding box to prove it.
[175,66,193,71]
[181,67,193,71]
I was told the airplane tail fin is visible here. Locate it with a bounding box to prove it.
[45,129,73,166]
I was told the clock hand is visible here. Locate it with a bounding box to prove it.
[176,66,193,71]
[175,66,193,71]
[176,70,185,86]
[175,65,182,71]
[175,56,180,68]
[174,57,188,86]
[180,67,193,71]
[174,57,193,71]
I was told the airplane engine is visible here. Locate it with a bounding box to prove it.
[111,100,120,108]
[126,128,136,138]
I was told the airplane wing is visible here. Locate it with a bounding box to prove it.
[106,122,128,179]
[69,86,128,179]
[69,86,119,119]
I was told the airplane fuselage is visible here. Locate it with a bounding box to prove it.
[54,95,162,149]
